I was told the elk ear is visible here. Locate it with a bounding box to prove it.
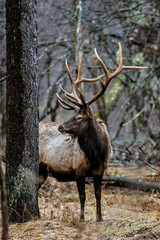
[86,104,93,119]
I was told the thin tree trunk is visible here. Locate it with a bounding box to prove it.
[6,0,39,222]
[73,0,83,76]
[0,159,8,240]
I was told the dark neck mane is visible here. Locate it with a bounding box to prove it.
[78,118,109,169]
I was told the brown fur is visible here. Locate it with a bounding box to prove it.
[39,106,112,221]
[39,119,112,177]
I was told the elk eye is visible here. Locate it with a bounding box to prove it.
[76,116,82,122]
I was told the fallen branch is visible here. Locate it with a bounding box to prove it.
[87,175,160,193]
[103,176,160,193]
[138,147,160,174]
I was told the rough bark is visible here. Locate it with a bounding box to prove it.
[0,160,8,240]
[0,72,6,148]
[6,0,39,222]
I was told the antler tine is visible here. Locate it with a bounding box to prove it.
[65,59,74,84]
[59,83,82,107]
[80,50,106,83]
[65,59,80,102]
[64,56,90,106]
[57,58,84,111]
[56,93,77,110]
[64,92,82,107]
[81,73,105,83]
[87,42,148,105]
[58,100,74,110]
[74,52,106,84]
[94,48,110,80]
[109,42,148,79]
[59,84,77,101]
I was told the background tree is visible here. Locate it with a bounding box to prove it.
[5,0,39,222]
[73,0,83,74]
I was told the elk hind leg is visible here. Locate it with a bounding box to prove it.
[76,176,86,221]
[94,175,103,221]
[39,163,49,188]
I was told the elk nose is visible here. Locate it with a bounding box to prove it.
[58,125,63,132]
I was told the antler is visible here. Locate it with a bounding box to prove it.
[86,42,148,105]
[57,42,148,109]
[57,54,84,110]
[57,53,101,110]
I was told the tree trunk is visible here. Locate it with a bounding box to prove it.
[0,71,6,148]
[0,160,8,240]
[6,0,39,222]
[72,0,82,76]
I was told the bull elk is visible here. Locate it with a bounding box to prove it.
[39,43,147,221]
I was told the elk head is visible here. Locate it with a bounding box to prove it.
[58,105,93,136]
[57,42,147,135]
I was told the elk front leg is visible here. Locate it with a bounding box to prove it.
[94,175,103,221]
[76,176,86,221]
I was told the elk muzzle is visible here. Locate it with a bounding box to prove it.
[58,125,64,132]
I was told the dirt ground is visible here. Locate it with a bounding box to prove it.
[1,165,160,240]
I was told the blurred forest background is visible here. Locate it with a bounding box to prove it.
[0,0,160,165]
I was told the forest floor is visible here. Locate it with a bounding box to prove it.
[1,165,160,240]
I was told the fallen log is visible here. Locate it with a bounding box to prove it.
[103,176,160,193]
[87,176,160,193]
